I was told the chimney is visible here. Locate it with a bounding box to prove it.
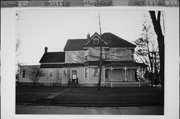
[87,33,90,40]
[45,47,48,53]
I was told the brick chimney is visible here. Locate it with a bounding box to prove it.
[45,47,48,53]
[87,33,90,40]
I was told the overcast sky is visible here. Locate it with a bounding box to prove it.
[16,9,150,65]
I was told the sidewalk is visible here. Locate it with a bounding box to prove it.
[16,105,164,115]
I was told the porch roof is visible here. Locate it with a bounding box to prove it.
[40,61,146,68]
[40,63,84,68]
[85,61,146,67]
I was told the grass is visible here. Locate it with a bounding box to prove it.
[16,86,66,103]
[16,86,164,107]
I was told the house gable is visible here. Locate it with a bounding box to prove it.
[63,32,136,62]
[63,32,136,51]
[83,32,109,48]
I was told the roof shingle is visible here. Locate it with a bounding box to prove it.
[63,39,87,51]
[63,32,136,51]
[101,32,136,48]
[39,52,65,63]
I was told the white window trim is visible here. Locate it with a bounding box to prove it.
[93,38,99,44]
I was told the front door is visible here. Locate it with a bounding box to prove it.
[72,70,77,79]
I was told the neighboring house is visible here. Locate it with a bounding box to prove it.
[19,32,149,87]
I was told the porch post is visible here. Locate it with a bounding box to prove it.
[110,66,113,81]
[124,66,127,82]
[110,66,113,87]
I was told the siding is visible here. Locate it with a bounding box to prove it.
[65,51,85,63]
[86,47,133,61]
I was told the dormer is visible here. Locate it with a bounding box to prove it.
[83,32,109,48]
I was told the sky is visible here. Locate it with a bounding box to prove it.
[16,9,150,65]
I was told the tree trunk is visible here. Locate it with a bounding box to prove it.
[98,45,102,91]
[33,81,37,87]
[98,66,102,90]
[149,11,164,90]
[157,35,164,89]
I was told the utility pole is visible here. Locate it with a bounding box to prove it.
[98,12,102,90]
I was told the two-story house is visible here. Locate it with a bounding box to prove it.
[19,32,148,87]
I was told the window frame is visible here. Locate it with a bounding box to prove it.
[93,38,99,44]
[72,70,77,79]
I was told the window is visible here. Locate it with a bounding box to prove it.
[49,72,53,77]
[72,70,77,79]
[131,54,134,59]
[63,70,67,78]
[105,69,108,79]
[110,51,116,59]
[84,50,88,61]
[105,48,109,59]
[85,68,88,78]
[84,56,87,61]
[92,68,99,77]
[22,69,25,78]
[93,38,99,44]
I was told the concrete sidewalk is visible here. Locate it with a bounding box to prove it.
[16,105,164,115]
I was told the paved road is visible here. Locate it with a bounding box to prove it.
[16,105,163,115]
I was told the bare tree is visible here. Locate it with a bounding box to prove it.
[149,11,165,89]
[16,11,22,83]
[26,66,45,87]
[134,19,160,85]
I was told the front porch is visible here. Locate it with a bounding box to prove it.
[77,81,150,87]
[102,81,151,87]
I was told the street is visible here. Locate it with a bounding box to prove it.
[16,105,163,115]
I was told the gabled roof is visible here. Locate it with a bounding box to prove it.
[63,32,136,51]
[63,39,87,51]
[84,32,109,47]
[101,32,136,48]
[39,52,65,63]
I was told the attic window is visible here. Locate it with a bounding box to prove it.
[93,38,99,44]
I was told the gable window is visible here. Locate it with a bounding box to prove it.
[22,69,26,78]
[93,38,99,44]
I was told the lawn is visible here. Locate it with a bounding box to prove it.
[16,86,164,107]
[16,86,66,103]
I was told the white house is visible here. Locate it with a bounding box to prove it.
[19,32,149,87]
